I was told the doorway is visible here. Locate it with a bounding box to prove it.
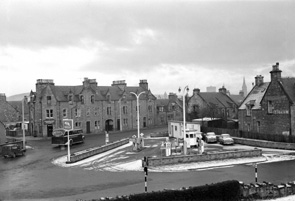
[105,119,113,132]
[86,121,91,133]
[47,124,53,137]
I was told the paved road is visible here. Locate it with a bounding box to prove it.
[1,127,295,201]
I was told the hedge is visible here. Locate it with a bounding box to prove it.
[85,180,241,201]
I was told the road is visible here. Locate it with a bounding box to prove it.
[1,127,295,201]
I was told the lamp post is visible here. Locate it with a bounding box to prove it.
[118,95,125,132]
[22,96,27,150]
[178,86,189,155]
[130,91,145,138]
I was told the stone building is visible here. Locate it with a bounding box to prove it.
[0,93,21,123]
[155,93,183,125]
[187,87,239,121]
[29,78,157,137]
[239,62,295,136]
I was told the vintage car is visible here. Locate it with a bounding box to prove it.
[2,144,25,158]
[204,132,217,143]
[219,134,234,145]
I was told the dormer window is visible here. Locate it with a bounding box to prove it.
[68,95,73,102]
[91,95,95,104]
[47,96,51,105]
[80,95,84,104]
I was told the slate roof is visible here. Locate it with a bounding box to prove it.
[280,77,295,103]
[41,84,155,102]
[239,82,270,110]
[198,92,237,108]
[229,94,245,105]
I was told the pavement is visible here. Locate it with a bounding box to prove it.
[52,136,295,172]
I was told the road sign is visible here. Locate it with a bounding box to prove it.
[63,119,73,130]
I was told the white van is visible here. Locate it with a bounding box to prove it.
[185,130,202,147]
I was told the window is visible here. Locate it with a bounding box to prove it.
[123,118,128,126]
[95,120,100,129]
[75,108,81,117]
[193,105,199,112]
[107,106,111,115]
[47,96,51,105]
[75,122,82,127]
[123,106,127,115]
[268,101,274,114]
[148,105,153,113]
[159,106,164,112]
[68,95,73,102]
[46,109,53,118]
[62,109,67,118]
[246,105,252,116]
[86,108,90,116]
[257,121,260,133]
[80,95,84,104]
[91,95,95,104]
[175,126,177,131]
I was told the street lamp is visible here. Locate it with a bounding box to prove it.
[22,96,27,150]
[130,91,146,138]
[178,86,189,155]
[118,95,126,132]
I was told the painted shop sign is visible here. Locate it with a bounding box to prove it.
[273,110,289,114]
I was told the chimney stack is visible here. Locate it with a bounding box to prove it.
[255,75,264,86]
[270,62,282,81]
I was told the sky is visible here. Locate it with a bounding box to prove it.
[1,0,295,97]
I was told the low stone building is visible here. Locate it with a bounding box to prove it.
[239,62,295,137]
[29,78,157,137]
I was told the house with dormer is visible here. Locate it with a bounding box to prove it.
[29,78,157,137]
[155,93,183,125]
[187,87,239,122]
[239,62,295,138]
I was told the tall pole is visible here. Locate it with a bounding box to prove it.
[22,96,27,150]
[118,96,125,132]
[130,91,145,138]
[179,86,189,155]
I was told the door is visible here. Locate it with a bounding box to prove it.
[143,117,147,128]
[117,119,120,131]
[105,119,113,132]
[86,121,91,134]
[47,124,53,137]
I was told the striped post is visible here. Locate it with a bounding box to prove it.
[255,163,258,183]
[143,156,148,193]
[144,166,148,192]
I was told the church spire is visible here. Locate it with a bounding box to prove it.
[242,77,247,97]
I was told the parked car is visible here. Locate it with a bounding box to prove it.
[219,134,234,145]
[204,132,217,143]
[2,144,25,158]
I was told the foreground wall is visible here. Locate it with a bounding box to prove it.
[145,149,262,167]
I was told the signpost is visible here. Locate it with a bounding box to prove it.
[63,119,73,163]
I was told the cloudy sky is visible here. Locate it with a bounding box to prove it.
[1,0,295,97]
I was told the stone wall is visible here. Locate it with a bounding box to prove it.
[145,149,262,167]
[69,138,130,163]
[233,137,295,150]
[240,181,295,200]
